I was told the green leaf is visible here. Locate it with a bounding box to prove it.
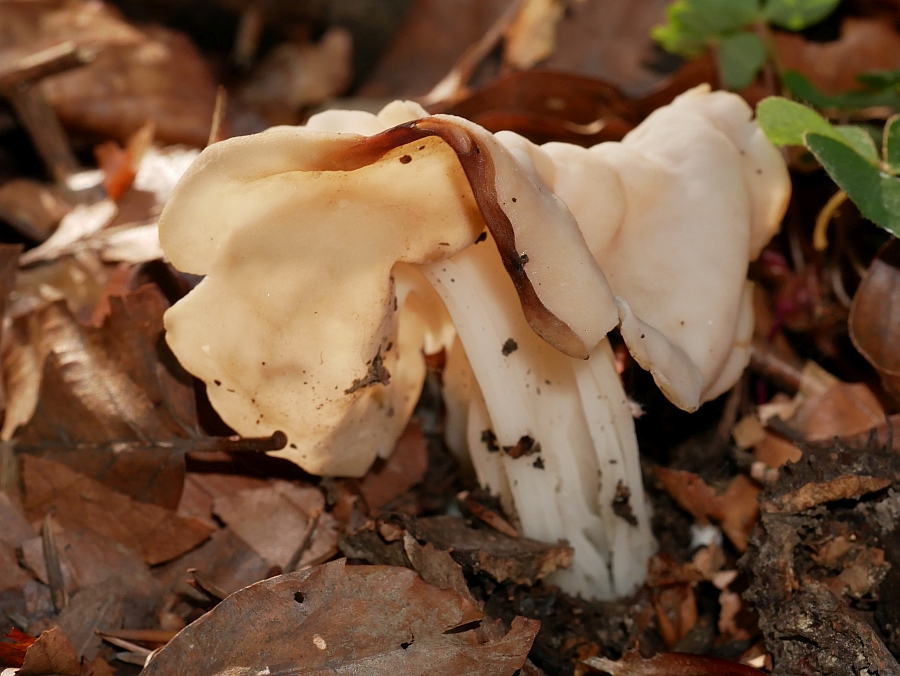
[764,0,841,30]
[653,0,761,57]
[856,69,900,90]
[805,131,900,236]
[884,115,900,175]
[834,125,880,164]
[783,70,900,110]
[717,31,767,89]
[756,96,837,146]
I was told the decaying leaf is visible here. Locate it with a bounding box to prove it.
[358,419,429,512]
[850,239,900,401]
[774,18,900,97]
[0,181,72,243]
[342,514,573,585]
[20,525,156,598]
[653,468,760,552]
[17,627,79,676]
[584,651,766,676]
[0,628,36,668]
[153,527,271,602]
[213,481,338,570]
[143,560,539,676]
[9,285,197,506]
[237,28,352,125]
[22,454,212,565]
[43,22,217,146]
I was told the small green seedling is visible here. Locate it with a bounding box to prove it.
[757,96,900,236]
[653,0,841,89]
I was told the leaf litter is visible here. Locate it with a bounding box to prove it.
[5,0,900,674]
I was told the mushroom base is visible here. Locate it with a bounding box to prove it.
[428,237,656,600]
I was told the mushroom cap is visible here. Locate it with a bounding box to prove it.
[499,86,790,411]
[159,103,615,476]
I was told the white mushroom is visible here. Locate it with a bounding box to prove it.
[159,87,790,600]
[159,103,614,477]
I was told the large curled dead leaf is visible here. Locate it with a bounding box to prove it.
[142,559,539,676]
[850,238,900,401]
[7,284,197,508]
[22,454,213,565]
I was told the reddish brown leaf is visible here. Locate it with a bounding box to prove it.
[0,628,36,668]
[774,18,900,96]
[359,420,429,511]
[0,181,71,242]
[212,481,338,570]
[12,285,197,508]
[584,651,766,675]
[850,239,900,402]
[94,141,136,201]
[791,383,885,442]
[142,560,539,676]
[718,475,761,553]
[22,454,212,565]
[653,467,720,526]
[18,627,79,676]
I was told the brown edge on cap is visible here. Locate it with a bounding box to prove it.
[320,117,587,359]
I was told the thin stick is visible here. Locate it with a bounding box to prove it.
[813,189,848,252]
[284,509,321,574]
[41,513,68,613]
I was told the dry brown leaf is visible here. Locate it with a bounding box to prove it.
[717,589,750,642]
[850,239,900,401]
[237,28,352,124]
[654,468,759,551]
[791,382,884,442]
[719,475,761,553]
[402,532,476,606]
[20,525,156,598]
[43,24,217,146]
[213,481,338,570]
[22,454,212,565]
[143,560,539,676]
[753,433,802,469]
[361,0,512,98]
[541,0,671,96]
[652,467,721,526]
[652,584,697,649]
[584,651,766,676]
[153,527,271,604]
[359,419,429,511]
[0,180,72,243]
[17,627,79,676]
[9,285,197,507]
[0,628,36,668]
[0,490,36,547]
[0,541,33,591]
[774,18,900,96]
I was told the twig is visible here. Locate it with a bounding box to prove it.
[207,86,228,147]
[421,0,526,106]
[41,512,68,613]
[813,189,848,252]
[0,42,91,187]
